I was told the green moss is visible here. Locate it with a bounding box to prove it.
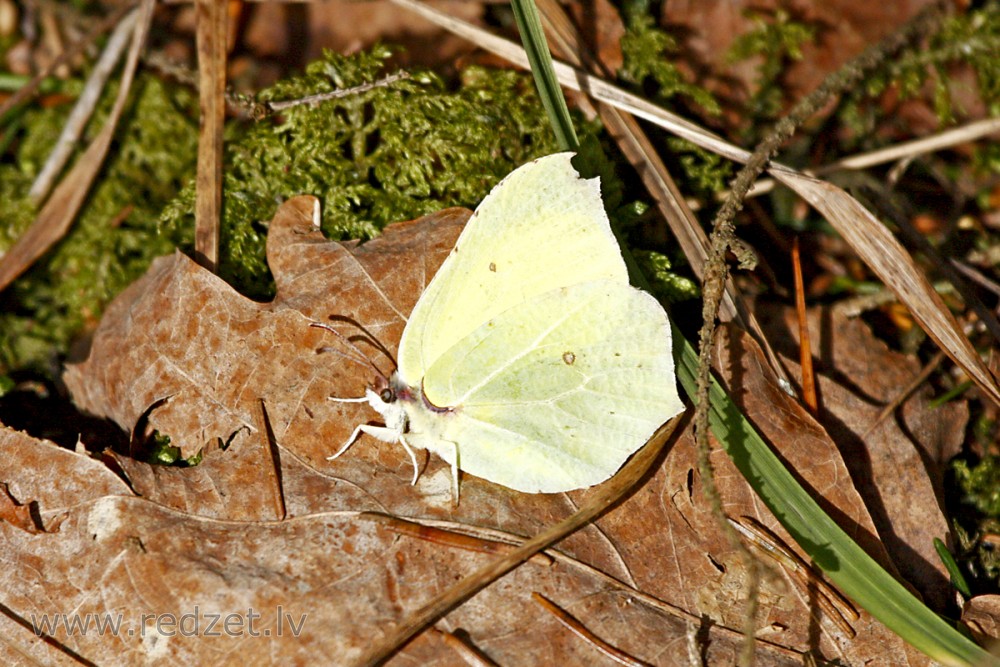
[667,137,734,195]
[0,168,36,250]
[634,249,699,302]
[2,47,576,374]
[838,4,1000,144]
[955,455,1000,518]
[726,7,815,124]
[0,76,198,375]
[3,45,695,377]
[617,0,730,201]
[146,432,179,465]
[951,452,1000,586]
[619,0,720,116]
[160,46,566,299]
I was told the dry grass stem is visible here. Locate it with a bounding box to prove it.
[28,8,137,203]
[193,0,228,271]
[0,0,154,293]
[747,117,1000,198]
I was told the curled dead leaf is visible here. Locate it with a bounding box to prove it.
[963,596,1000,648]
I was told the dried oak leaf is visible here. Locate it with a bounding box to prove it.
[754,302,966,611]
[0,491,798,666]
[0,482,44,534]
[64,196,466,462]
[104,427,286,521]
[51,196,924,664]
[0,425,133,515]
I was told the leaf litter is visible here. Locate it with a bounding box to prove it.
[0,196,958,664]
[754,301,967,612]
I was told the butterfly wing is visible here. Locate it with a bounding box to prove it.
[397,153,630,384]
[405,279,682,493]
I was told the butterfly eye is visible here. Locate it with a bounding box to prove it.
[380,388,394,403]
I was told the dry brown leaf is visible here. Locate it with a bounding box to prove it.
[963,595,1000,647]
[661,0,937,121]
[42,196,944,663]
[563,0,625,73]
[755,302,965,611]
[0,483,43,534]
[770,169,1000,409]
[0,491,793,666]
[0,427,779,665]
[65,197,467,465]
[0,425,133,509]
[107,434,282,521]
[703,324,925,664]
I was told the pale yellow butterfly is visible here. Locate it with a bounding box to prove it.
[327,152,683,497]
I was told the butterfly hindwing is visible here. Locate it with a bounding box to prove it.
[404,279,679,493]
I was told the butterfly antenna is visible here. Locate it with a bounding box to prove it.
[310,321,388,383]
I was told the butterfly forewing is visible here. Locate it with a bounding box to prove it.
[397,153,630,384]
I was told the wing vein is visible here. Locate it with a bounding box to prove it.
[451,296,588,404]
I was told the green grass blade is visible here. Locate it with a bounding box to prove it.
[672,325,995,666]
[505,3,988,659]
[509,0,578,151]
[935,537,973,599]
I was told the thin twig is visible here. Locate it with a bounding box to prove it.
[532,592,651,667]
[361,512,553,566]
[429,628,499,667]
[690,4,951,665]
[264,70,411,113]
[792,238,818,414]
[862,351,946,440]
[193,0,228,271]
[951,258,1000,301]
[356,417,682,666]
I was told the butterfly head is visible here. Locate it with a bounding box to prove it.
[372,372,393,403]
[363,372,412,434]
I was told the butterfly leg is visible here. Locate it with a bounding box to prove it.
[327,424,401,461]
[413,437,461,503]
[399,435,421,485]
[325,396,374,459]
